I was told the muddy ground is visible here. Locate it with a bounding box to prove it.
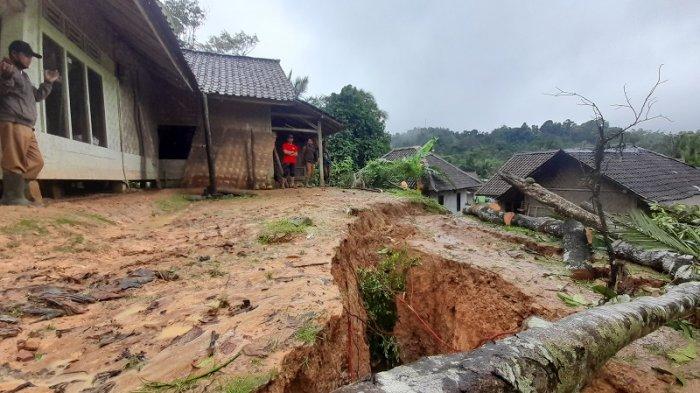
[0,189,697,393]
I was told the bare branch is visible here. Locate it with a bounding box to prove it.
[549,65,671,291]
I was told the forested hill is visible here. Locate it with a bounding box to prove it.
[391,120,699,178]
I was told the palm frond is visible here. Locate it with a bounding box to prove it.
[613,210,700,258]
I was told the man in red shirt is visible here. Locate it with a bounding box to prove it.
[281,134,298,188]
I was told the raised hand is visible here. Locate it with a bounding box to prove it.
[0,62,16,78]
[44,69,61,83]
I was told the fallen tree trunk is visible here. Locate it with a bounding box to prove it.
[561,219,593,269]
[498,171,603,231]
[612,240,698,282]
[336,282,700,393]
[465,205,699,282]
[466,205,590,269]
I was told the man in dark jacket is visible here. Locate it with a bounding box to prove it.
[301,138,318,187]
[0,40,59,205]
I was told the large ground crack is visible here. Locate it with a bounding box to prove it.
[263,203,554,392]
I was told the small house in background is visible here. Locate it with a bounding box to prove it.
[382,147,482,213]
[477,147,700,216]
[178,49,344,190]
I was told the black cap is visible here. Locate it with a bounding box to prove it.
[9,40,42,59]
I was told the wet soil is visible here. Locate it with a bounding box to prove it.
[0,189,696,392]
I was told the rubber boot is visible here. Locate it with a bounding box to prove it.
[26,180,43,205]
[1,171,29,206]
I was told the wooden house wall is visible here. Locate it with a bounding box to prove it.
[0,0,194,181]
[523,156,640,216]
[181,99,275,190]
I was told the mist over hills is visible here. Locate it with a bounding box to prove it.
[390,120,699,178]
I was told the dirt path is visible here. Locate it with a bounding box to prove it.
[0,189,397,392]
[0,190,696,392]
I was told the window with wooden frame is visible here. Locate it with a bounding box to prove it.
[42,34,67,137]
[41,34,107,147]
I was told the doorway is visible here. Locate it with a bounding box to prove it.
[158,125,196,186]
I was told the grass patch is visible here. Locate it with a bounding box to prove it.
[221,371,275,393]
[136,352,242,392]
[54,216,84,226]
[53,234,85,253]
[154,194,192,213]
[206,260,226,278]
[624,261,670,282]
[257,218,311,244]
[2,219,48,236]
[80,212,115,225]
[54,212,115,227]
[388,189,448,214]
[295,320,322,345]
[357,248,420,369]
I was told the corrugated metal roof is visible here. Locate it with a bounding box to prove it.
[182,49,295,101]
[383,147,482,192]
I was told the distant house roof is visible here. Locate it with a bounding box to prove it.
[477,150,562,197]
[382,147,482,192]
[477,147,700,204]
[182,49,296,101]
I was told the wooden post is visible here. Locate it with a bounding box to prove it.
[201,92,217,195]
[317,118,325,187]
[250,128,256,189]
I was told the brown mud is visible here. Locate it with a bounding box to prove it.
[0,189,696,393]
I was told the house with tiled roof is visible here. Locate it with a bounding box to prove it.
[383,147,482,213]
[178,49,344,190]
[0,0,200,196]
[477,147,700,216]
[0,0,342,196]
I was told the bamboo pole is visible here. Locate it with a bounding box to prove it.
[317,118,325,187]
[201,92,217,195]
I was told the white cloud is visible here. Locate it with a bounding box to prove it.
[195,0,700,133]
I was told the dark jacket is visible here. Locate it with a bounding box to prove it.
[0,59,53,128]
[302,144,318,163]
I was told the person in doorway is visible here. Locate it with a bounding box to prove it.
[281,134,298,188]
[301,138,318,187]
[322,147,331,185]
[0,40,60,205]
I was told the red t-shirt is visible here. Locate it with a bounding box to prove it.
[282,142,298,164]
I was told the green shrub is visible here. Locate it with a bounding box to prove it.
[222,372,275,393]
[355,138,441,190]
[257,218,311,244]
[388,189,449,214]
[295,320,322,344]
[357,248,420,368]
[329,157,356,188]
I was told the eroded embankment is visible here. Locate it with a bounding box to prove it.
[263,202,553,392]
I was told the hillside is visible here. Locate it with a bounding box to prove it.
[391,121,700,178]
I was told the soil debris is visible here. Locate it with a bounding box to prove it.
[0,189,694,392]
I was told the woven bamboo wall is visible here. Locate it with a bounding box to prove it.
[181,100,275,189]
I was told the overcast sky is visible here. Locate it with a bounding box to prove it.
[197,0,700,134]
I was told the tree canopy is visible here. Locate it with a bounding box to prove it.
[311,85,391,170]
[163,0,258,55]
[200,31,259,56]
[391,122,699,178]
